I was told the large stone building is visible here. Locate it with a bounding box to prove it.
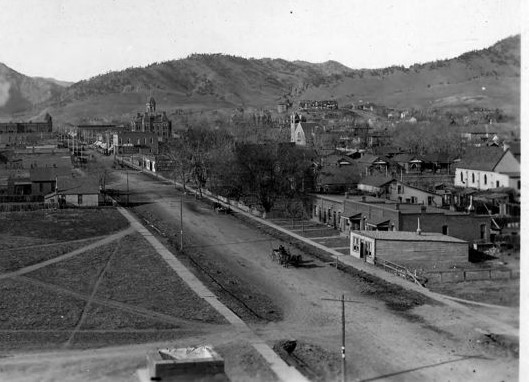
[131,97,172,141]
[0,113,53,145]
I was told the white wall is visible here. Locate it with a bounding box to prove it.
[65,193,99,206]
[454,168,510,190]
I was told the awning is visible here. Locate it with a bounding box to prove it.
[348,213,363,220]
[366,218,390,228]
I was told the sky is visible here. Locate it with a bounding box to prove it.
[0,0,522,82]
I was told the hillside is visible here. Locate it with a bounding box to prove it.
[0,63,66,119]
[1,35,521,125]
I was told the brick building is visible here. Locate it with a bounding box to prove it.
[0,113,53,145]
[113,131,159,155]
[131,97,172,141]
[350,230,468,266]
[310,194,491,244]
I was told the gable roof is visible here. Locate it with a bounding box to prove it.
[30,167,71,182]
[318,166,360,184]
[390,179,438,196]
[456,147,508,172]
[358,176,394,188]
[298,122,320,135]
[356,153,383,165]
[392,153,416,163]
[56,176,100,195]
[423,152,455,163]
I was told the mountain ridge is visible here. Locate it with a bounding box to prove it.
[0,34,520,125]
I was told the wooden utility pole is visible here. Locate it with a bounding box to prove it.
[180,193,184,250]
[321,295,362,382]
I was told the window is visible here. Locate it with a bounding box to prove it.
[518,180,521,190]
[484,174,487,185]
[39,183,43,193]
[427,196,433,206]
[365,241,372,257]
[442,225,448,235]
[460,172,463,182]
[78,194,83,205]
[472,173,475,183]
[352,237,360,252]
[411,196,417,204]
[496,181,500,188]
[397,185,403,194]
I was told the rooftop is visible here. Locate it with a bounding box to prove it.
[352,230,467,243]
[456,147,508,171]
[358,176,394,187]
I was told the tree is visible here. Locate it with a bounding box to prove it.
[163,138,193,192]
[233,143,312,213]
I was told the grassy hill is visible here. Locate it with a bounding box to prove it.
[1,35,520,126]
[0,63,66,120]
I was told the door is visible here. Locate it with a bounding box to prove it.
[360,242,365,258]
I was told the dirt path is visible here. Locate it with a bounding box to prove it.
[0,227,135,281]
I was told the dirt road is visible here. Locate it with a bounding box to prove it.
[115,170,517,381]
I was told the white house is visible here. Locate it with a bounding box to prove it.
[387,179,443,206]
[454,147,520,193]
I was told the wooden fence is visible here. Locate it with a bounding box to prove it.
[425,268,519,283]
[375,258,427,287]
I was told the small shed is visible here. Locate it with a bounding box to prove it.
[350,230,468,266]
[52,176,101,207]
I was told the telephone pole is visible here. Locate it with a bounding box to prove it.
[321,295,363,382]
[180,193,183,250]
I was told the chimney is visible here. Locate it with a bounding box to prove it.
[416,217,422,235]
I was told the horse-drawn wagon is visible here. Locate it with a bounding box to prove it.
[270,245,302,267]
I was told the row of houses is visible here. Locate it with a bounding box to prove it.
[316,146,520,198]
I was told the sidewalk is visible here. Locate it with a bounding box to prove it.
[116,207,309,382]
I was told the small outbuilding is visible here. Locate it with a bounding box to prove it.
[350,230,468,267]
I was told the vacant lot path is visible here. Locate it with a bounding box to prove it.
[0,226,135,281]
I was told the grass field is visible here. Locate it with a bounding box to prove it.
[94,233,227,324]
[0,211,227,352]
[0,209,129,246]
[0,278,86,330]
[24,242,118,295]
[0,239,100,274]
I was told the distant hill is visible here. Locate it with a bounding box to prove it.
[0,63,67,119]
[1,35,521,125]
